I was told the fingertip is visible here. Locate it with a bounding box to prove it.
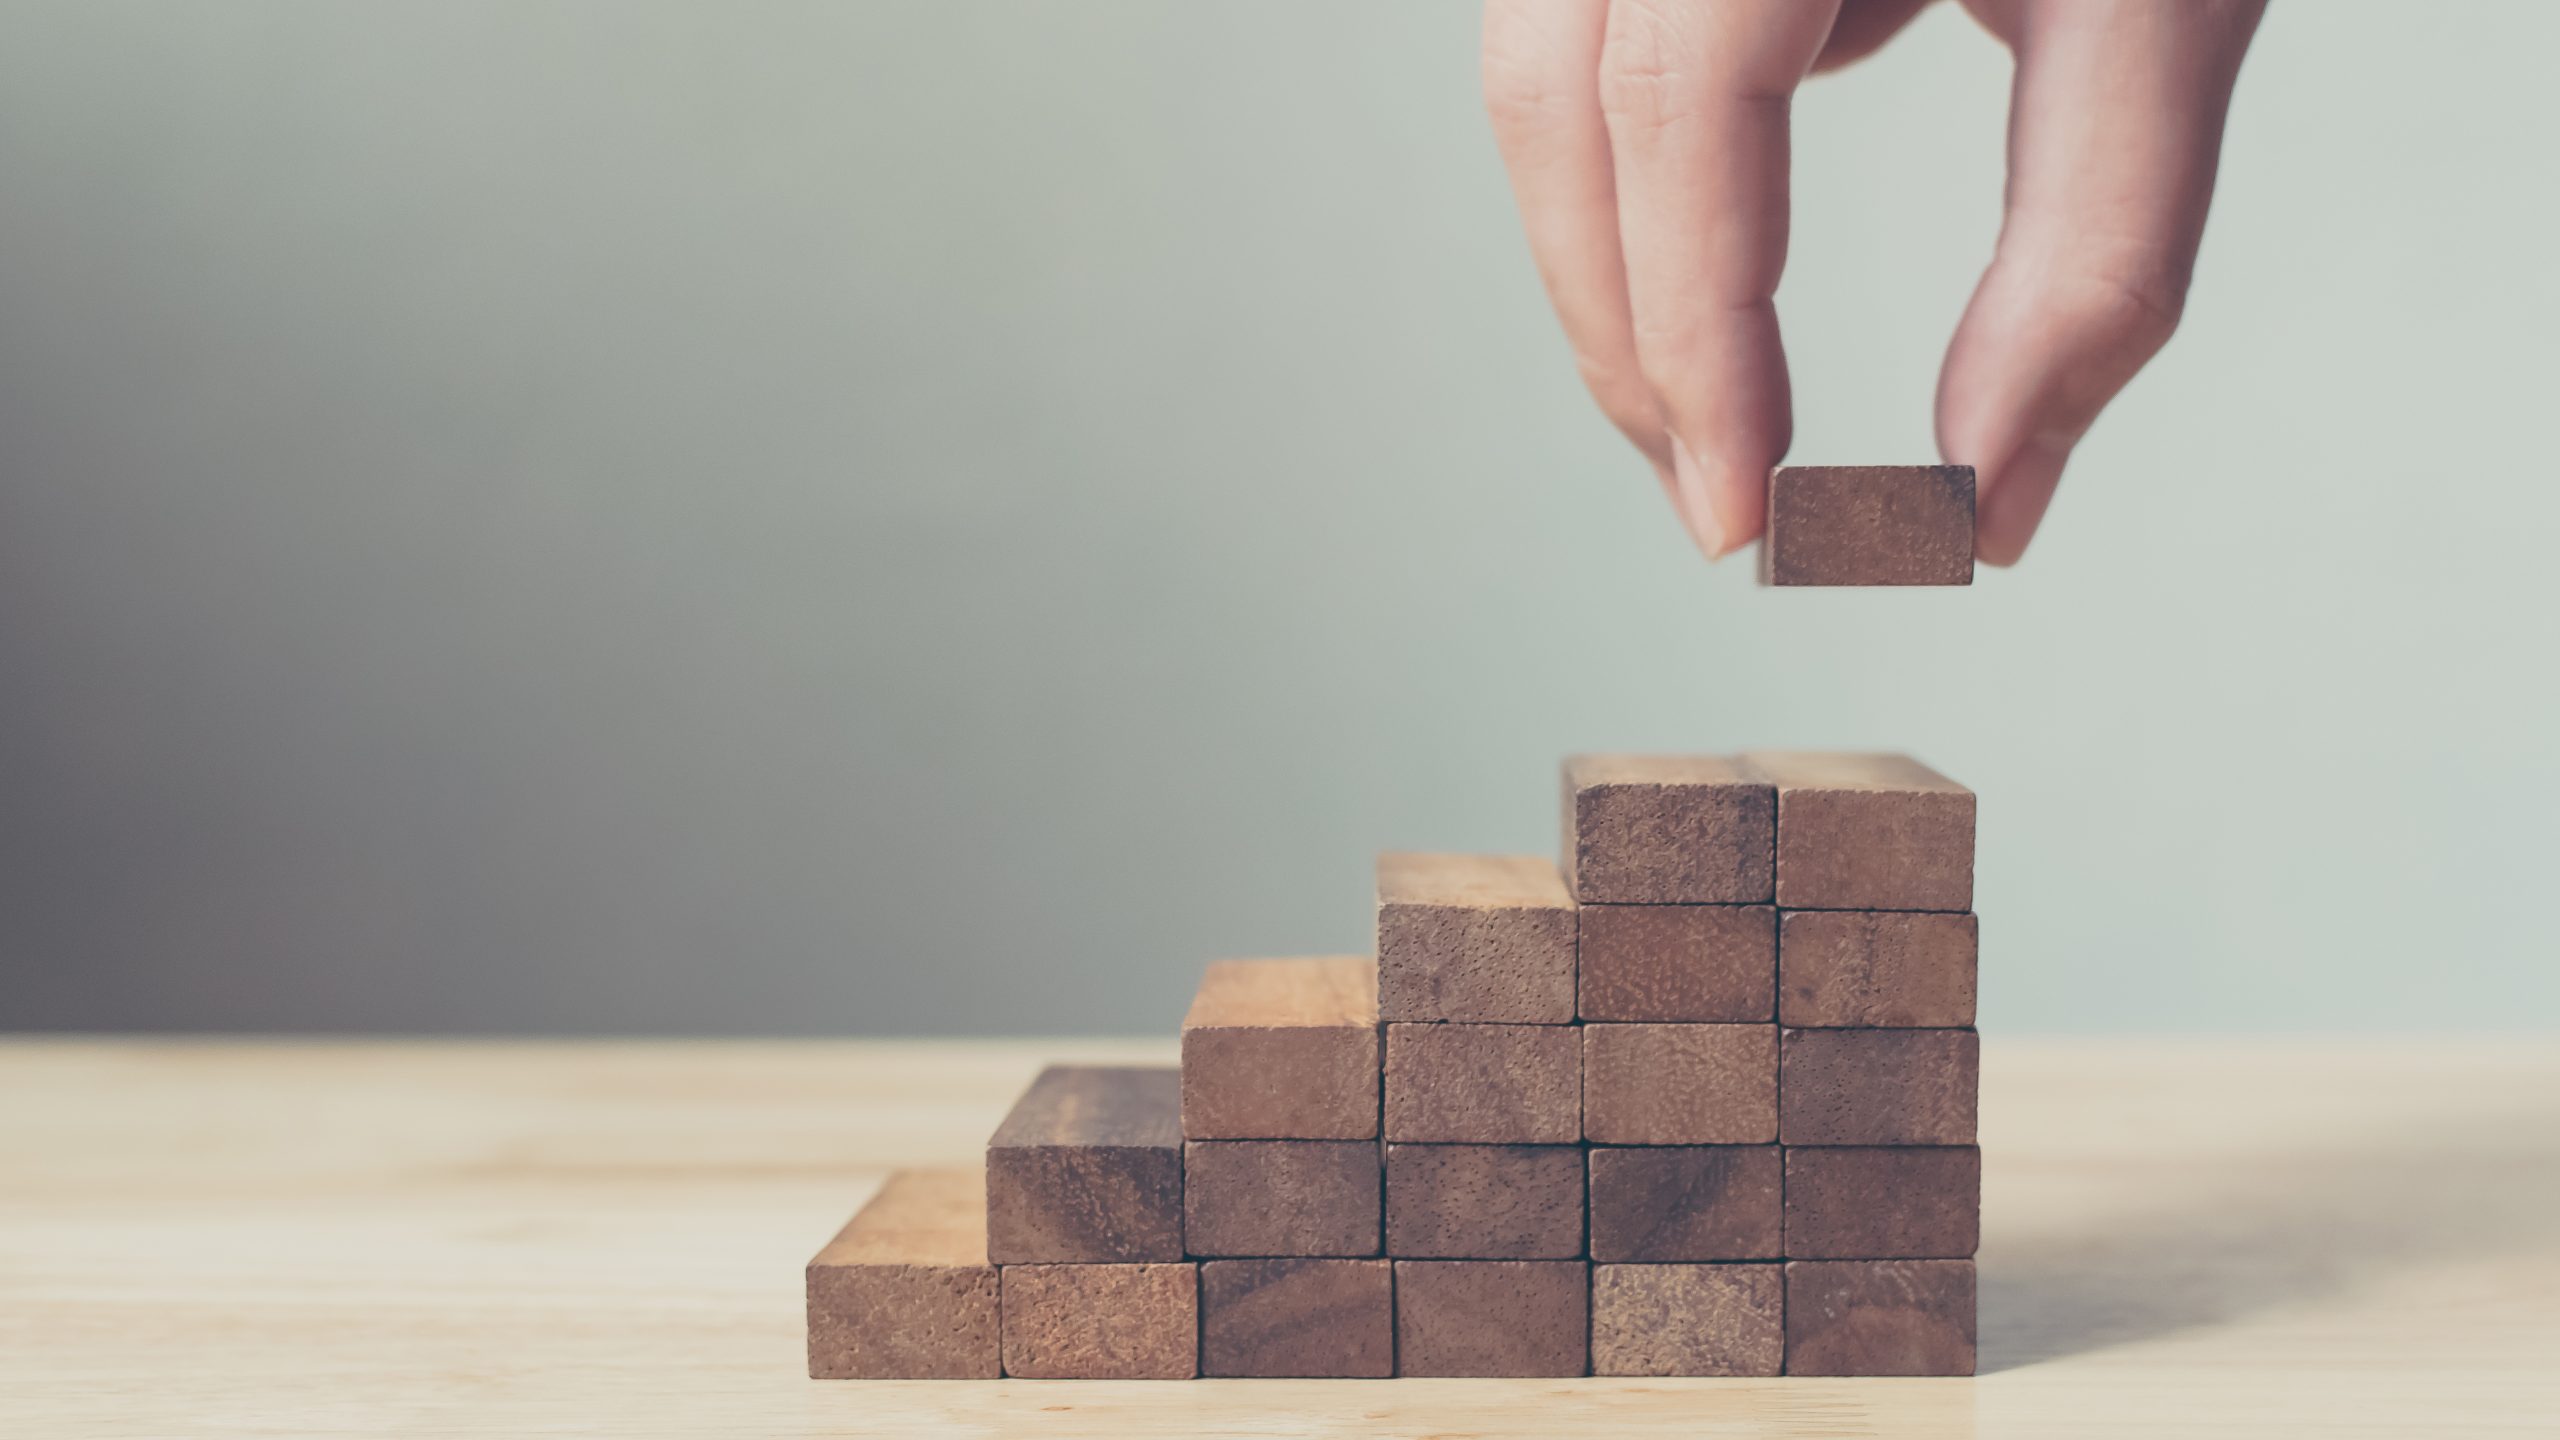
[1968,435,2069,568]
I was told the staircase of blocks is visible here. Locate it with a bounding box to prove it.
[806,749,1979,1380]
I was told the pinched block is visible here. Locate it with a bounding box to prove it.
[1200,1259,1394,1378]
[1761,464,1975,587]
[1180,956,1379,1140]
[1591,1264,1783,1376]
[1377,853,1577,1024]
[1578,904,1775,1022]
[1384,1143,1584,1259]
[1394,1260,1589,1377]
[805,1168,1000,1379]
[1583,1023,1776,1145]
[1561,755,1774,904]
[1587,1146,1781,1262]
[1184,1140,1379,1258]
[1784,1146,1980,1260]
[1743,752,1975,912]
[1779,1028,1978,1146]
[1384,1023,1580,1144]
[1783,1259,1976,1376]
[1779,910,1977,1028]
[985,1066,1184,1263]
[999,1263,1198,1379]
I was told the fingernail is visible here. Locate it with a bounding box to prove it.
[1668,433,1726,560]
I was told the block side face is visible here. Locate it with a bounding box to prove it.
[1770,787,1976,911]
[1199,1259,1394,1378]
[1762,466,1974,587]
[987,1065,1184,1150]
[983,1144,1186,1263]
[1383,1024,1582,1145]
[1778,910,1978,1028]
[1783,1259,1976,1376]
[812,1167,987,1268]
[1587,1146,1781,1262]
[1583,1023,1777,1145]
[1590,1264,1783,1376]
[1563,776,1775,905]
[1578,904,1776,1023]
[1184,1140,1381,1258]
[1378,902,1578,1024]
[1181,1026,1379,1140]
[1779,1029,1980,1147]
[806,1263,1001,1379]
[1384,1143,1585,1259]
[1183,955,1376,1031]
[999,1263,1199,1380]
[1782,1146,1981,1259]
[1393,1260,1590,1377]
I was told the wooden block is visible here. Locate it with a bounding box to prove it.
[1560,755,1774,904]
[1784,1259,1976,1376]
[1384,1143,1584,1259]
[1742,752,1975,912]
[1180,956,1380,1140]
[1760,464,1975,587]
[998,1263,1198,1379]
[805,1169,1000,1379]
[1199,1258,1394,1378]
[1582,1023,1775,1145]
[1184,1140,1379,1257]
[1779,910,1977,1028]
[1780,1028,1978,1146]
[1586,1146,1780,1262]
[985,1065,1183,1263]
[1377,853,1577,1024]
[1393,1260,1589,1377]
[1383,1023,1581,1144]
[1590,1264,1783,1376]
[1578,904,1775,1022]
[1784,1146,1980,1259]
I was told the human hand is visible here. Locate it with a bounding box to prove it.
[1482,0,2265,565]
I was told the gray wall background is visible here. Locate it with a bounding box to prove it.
[3,2,2553,1035]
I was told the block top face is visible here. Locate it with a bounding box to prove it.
[1761,464,1975,587]
[987,1065,1182,1151]
[808,1168,987,1269]
[1740,751,1970,799]
[1182,956,1376,1032]
[1377,852,1572,910]
[1562,754,1776,904]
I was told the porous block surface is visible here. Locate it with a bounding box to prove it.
[1743,751,1975,912]
[1184,1140,1380,1257]
[1761,464,1975,587]
[1591,1263,1784,1376]
[805,1168,1000,1379]
[1582,1023,1776,1145]
[1783,1146,1980,1259]
[1779,1028,1978,1146]
[1181,956,1380,1140]
[1779,910,1977,1028]
[1384,1143,1584,1259]
[985,1065,1184,1262]
[1578,903,1776,1022]
[1784,1259,1977,1376]
[1376,853,1577,1024]
[1199,1259,1394,1378]
[1383,1023,1581,1144]
[1587,1146,1781,1262]
[999,1263,1198,1379]
[1393,1260,1589,1377]
[1561,755,1775,904]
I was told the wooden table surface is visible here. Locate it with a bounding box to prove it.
[4,1037,2555,1437]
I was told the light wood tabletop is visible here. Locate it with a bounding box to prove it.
[3,1036,2554,1437]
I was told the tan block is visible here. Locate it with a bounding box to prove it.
[1184,1140,1379,1258]
[999,1263,1197,1379]
[1760,464,1975,587]
[1778,910,1977,1027]
[1779,1028,1979,1146]
[1394,1260,1589,1377]
[1582,1023,1776,1145]
[1742,752,1975,912]
[1561,755,1774,904]
[1784,1259,1976,1376]
[1377,853,1577,1024]
[1180,956,1380,1140]
[1199,1259,1394,1378]
[805,1169,1000,1379]
[1578,904,1775,1022]
[985,1065,1183,1263]
[1384,1143,1584,1259]
[1591,1263,1783,1376]
[1383,1023,1581,1144]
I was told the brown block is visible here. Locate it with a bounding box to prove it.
[1784,1146,1980,1259]
[1377,853,1577,1024]
[1760,464,1975,587]
[999,1263,1198,1379]
[1383,1023,1580,1144]
[1200,1258,1394,1378]
[1779,910,1977,1028]
[1780,1028,1979,1146]
[1560,755,1775,904]
[1579,904,1775,1022]
[985,1065,1183,1263]
[805,1168,1000,1379]
[1591,1264,1783,1376]
[1393,1260,1589,1376]
[1181,956,1380,1140]
[1784,1259,1976,1376]
[1587,1146,1780,1262]
[1582,1023,1775,1145]
[1184,1140,1379,1257]
[1742,751,1975,912]
[1384,1143,1583,1259]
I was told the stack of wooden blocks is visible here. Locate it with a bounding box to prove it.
[808,749,1981,1381]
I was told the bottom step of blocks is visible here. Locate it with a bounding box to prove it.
[1000,1263,1199,1379]
[1393,1260,1589,1376]
[1201,1259,1394,1377]
[1784,1259,1977,1376]
[805,1169,1000,1379]
[1592,1264,1782,1376]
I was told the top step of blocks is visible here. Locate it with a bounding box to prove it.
[1562,755,1775,905]
[1761,465,1975,587]
[1741,752,1975,912]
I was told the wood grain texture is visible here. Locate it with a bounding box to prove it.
[1560,755,1775,904]
[1376,853,1578,1024]
[1760,464,1975,587]
[1383,1023,1581,1144]
[1741,751,1976,913]
[1180,957,1379,1141]
[805,1168,998,1378]
[5,1037,2558,1436]
[985,1065,1183,1262]
[1578,904,1776,1023]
